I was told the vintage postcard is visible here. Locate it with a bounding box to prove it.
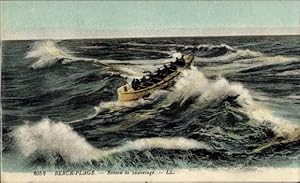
[1,1,300,182]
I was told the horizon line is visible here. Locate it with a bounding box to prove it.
[2,27,300,41]
[2,33,300,41]
[1,33,300,41]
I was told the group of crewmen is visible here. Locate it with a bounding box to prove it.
[131,55,186,90]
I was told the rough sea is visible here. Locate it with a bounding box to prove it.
[2,36,300,171]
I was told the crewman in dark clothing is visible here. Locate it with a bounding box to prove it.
[141,76,147,83]
[156,68,165,80]
[163,64,172,75]
[159,67,166,77]
[170,62,177,71]
[136,79,141,88]
[139,77,146,88]
[131,79,137,90]
[140,75,154,87]
[131,78,141,90]
[175,55,184,66]
[135,79,141,90]
[157,68,163,76]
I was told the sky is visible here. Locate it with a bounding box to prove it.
[2,1,300,40]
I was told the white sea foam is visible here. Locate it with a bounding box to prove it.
[13,118,210,163]
[258,55,299,65]
[108,137,210,154]
[193,44,298,68]
[197,43,235,51]
[12,118,97,162]
[246,102,300,139]
[170,67,299,138]
[169,67,253,106]
[25,40,99,69]
[288,95,300,100]
[198,49,263,63]
[26,41,73,69]
[240,56,300,72]
[69,97,157,125]
[276,69,300,76]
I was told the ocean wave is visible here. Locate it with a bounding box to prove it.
[12,118,210,163]
[276,69,300,76]
[94,59,173,79]
[288,95,300,100]
[166,68,299,139]
[7,68,300,168]
[108,137,210,155]
[246,102,300,139]
[238,56,300,74]
[12,118,97,162]
[198,55,300,78]
[25,40,98,69]
[87,67,299,141]
[195,49,263,65]
[93,51,190,78]
[4,37,300,170]
[167,67,253,107]
[257,55,300,66]
[181,44,262,62]
[88,67,299,140]
[26,40,74,69]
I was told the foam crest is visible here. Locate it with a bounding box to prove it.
[12,118,98,162]
[26,41,72,69]
[197,43,235,51]
[169,67,253,106]
[236,49,263,58]
[202,78,253,107]
[198,49,263,63]
[246,103,300,139]
[109,137,210,154]
[13,119,210,163]
[94,99,151,113]
[276,69,300,76]
[168,68,300,138]
[241,56,300,71]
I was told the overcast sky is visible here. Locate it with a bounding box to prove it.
[2,1,300,40]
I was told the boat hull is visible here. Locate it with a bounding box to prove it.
[117,55,193,102]
[118,71,180,102]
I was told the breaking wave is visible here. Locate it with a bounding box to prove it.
[12,118,210,163]
[171,67,299,137]
[13,118,96,162]
[169,67,252,105]
[4,66,299,169]
[26,41,74,69]
[25,40,98,69]
[3,37,300,170]
[181,44,263,63]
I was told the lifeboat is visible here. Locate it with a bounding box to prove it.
[117,55,194,102]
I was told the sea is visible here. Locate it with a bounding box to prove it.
[2,36,300,171]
